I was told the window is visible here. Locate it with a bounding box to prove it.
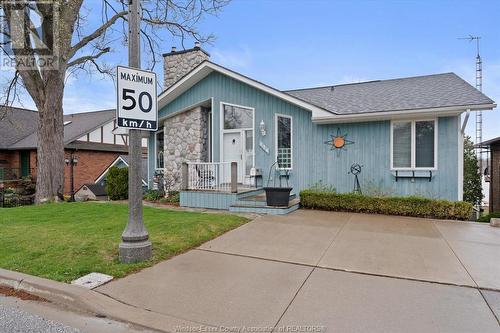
[244,130,254,175]
[393,122,412,168]
[415,121,435,168]
[276,114,292,169]
[391,120,437,169]
[155,130,164,169]
[223,104,253,129]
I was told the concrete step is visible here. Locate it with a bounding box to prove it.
[229,198,300,215]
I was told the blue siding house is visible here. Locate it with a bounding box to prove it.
[148,46,495,213]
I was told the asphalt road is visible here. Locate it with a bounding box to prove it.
[0,295,156,333]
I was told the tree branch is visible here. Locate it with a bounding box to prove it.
[67,10,126,60]
[67,47,111,68]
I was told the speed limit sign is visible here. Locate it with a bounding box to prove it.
[116,66,158,131]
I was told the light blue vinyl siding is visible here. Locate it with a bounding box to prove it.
[180,191,238,209]
[317,117,458,200]
[150,71,460,202]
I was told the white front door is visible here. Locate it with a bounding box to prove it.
[221,103,255,185]
[223,132,243,183]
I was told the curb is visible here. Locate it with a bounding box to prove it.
[0,268,209,333]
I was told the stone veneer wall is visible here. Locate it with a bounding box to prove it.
[163,47,209,88]
[163,106,209,190]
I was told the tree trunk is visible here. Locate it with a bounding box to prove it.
[35,73,65,203]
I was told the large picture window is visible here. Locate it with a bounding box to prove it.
[223,104,253,129]
[276,114,292,169]
[155,130,164,169]
[391,119,437,169]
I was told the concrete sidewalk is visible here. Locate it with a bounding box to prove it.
[96,210,500,332]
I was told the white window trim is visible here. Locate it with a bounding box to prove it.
[154,129,164,170]
[275,113,293,170]
[96,156,148,186]
[390,118,438,171]
[219,101,255,170]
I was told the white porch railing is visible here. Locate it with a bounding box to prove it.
[184,162,236,192]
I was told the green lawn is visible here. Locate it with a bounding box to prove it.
[0,203,248,282]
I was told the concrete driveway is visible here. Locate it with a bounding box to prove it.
[97,211,500,332]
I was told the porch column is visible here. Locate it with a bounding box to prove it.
[231,161,238,193]
[181,162,189,190]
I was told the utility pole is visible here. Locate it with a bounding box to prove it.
[119,0,152,263]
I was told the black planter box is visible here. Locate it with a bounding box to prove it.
[264,187,292,207]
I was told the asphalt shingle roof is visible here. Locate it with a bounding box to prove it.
[285,73,494,115]
[0,107,39,149]
[4,109,116,149]
[478,136,500,146]
[81,183,107,196]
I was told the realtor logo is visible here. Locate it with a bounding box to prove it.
[116,66,158,131]
[0,1,60,70]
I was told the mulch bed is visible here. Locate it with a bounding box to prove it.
[0,285,48,302]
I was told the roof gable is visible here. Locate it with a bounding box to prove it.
[95,155,148,185]
[158,61,333,119]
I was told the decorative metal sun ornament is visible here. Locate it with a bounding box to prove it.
[324,128,355,156]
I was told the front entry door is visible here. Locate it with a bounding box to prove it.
[221,103,255,185]
[223,132,243,183]
[20,151,30,177]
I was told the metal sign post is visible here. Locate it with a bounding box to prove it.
[117,0,154,263]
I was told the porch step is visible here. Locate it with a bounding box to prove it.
[236,188,265,199]
[229,198,300,215]
[237,193,297,207]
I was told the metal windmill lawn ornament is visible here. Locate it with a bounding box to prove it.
[324,128,355,156]
[349,163,363,195]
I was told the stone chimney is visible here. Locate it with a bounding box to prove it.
[163,43,209,89]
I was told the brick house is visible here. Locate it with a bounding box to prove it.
[478,136,500,212]
[0,107,147,195]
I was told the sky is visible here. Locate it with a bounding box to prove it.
[8,0,500,142]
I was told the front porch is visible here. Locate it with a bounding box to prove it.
[151,98,298,214]
[178,161,299,214]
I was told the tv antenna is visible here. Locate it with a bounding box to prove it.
[459,35,483,174]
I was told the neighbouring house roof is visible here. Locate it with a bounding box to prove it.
[66,141,129,153]
[8,109,116,149]
[95,155,148,186]
[79,183,107,196]
[0,107,38,149]
[477,136,500,147]
[158,61,495,124]
[285,73,494,116]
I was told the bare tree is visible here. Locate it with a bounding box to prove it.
[0,0,228,203]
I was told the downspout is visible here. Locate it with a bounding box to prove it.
[461,109,471,134]
[458,109,470,202]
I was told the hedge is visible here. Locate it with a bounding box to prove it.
[477,212,500,223]
[106,166,128,200]
[300,190,473,221]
